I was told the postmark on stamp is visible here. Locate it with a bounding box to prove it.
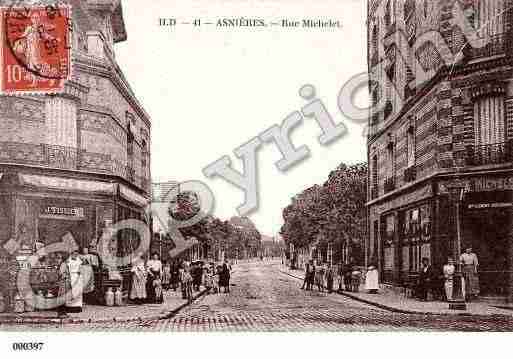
[0,2,71,94]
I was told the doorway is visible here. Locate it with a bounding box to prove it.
[463,207,511,296]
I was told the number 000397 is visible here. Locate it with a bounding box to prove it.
[12,342,45,351]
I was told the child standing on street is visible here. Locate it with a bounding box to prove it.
[203,266,214,293]
[213,265,220,294]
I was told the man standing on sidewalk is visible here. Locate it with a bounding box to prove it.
[301,261,311,290]
[417,258,434,301]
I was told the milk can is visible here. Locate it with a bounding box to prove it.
[24,292,34,312]
[105,287,114,306]
[45,291,55,311]
[14,293,25,313]
[0,292,5,313]
[35,290,44,311]
[114,287,123,306]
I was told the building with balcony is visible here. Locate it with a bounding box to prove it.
[0,0,151,308]
[367,0,513,300]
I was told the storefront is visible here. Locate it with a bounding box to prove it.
[0,171,150,310]
[460,189,512,296]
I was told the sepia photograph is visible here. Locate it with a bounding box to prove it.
[0,0,512,356]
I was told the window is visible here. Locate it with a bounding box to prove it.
[407,125,415,167]
[474,95,505,146]
[384,0,391,27]
[404,0,416,39]
[475,0,504,37]
[141,139,148,169]
[371,154,378,198]
[404,0,415,20]
[387,141,395,177]
[372,25,378,52]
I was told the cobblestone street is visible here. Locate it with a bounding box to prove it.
[2,261,513,331]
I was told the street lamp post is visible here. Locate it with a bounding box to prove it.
[446,182,467,310]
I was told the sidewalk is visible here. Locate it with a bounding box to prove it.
[0,287,208,325]
[278,264,513,317]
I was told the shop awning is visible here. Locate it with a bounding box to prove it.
[119,184,150,207]
[19,174,116,194]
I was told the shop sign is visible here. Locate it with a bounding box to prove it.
[40,206,85,219]
[467,203,512,209]
[439,177,513,194]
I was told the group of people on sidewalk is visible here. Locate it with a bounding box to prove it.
[39,247,235,316]
[299,260,379,294]
[298,247,480,303]
[130,256,233,304]
[418,248,479,302]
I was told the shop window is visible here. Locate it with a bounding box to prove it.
[402,246,409,272]
[384,247,394,270]
[402,205,431,273]
[383,215,395,271]
[420,204,431,241]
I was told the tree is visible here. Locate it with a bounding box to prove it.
[280,162,367,265]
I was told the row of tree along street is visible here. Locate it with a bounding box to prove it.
[156,190,264,261]
[280,162,367,269]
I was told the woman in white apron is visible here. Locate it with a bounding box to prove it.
[59,250,84,313]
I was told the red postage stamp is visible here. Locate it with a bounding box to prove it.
[0,4,71,95]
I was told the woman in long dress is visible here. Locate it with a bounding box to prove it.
[58,250,84,313]
[146,253,163,303]
[364,265,379,294]
[162,261,171,291]
[80,247,97,303]
[460,247,479,300]
[315,262,325,292]
[130,256,147,304]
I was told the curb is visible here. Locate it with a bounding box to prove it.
[278,268,491,317]
[0,288,210,325]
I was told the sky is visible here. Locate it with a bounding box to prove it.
[116,0,368,237]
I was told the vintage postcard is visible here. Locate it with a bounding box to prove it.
[0,0,512,355]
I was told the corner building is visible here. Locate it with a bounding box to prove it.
[367,0,513,300]
[0,0,151,307]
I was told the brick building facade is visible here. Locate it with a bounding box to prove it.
[0,1,151,309]
[367,0,513,300]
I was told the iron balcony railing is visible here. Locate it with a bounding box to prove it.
[0,141,150,193]
[465,140,513,166]
[370,186,378,200]
[125,165,136,183]
[384,176,396,193]
[464,33,507,60]
[370,52,379,67]
[404,166,416,182]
